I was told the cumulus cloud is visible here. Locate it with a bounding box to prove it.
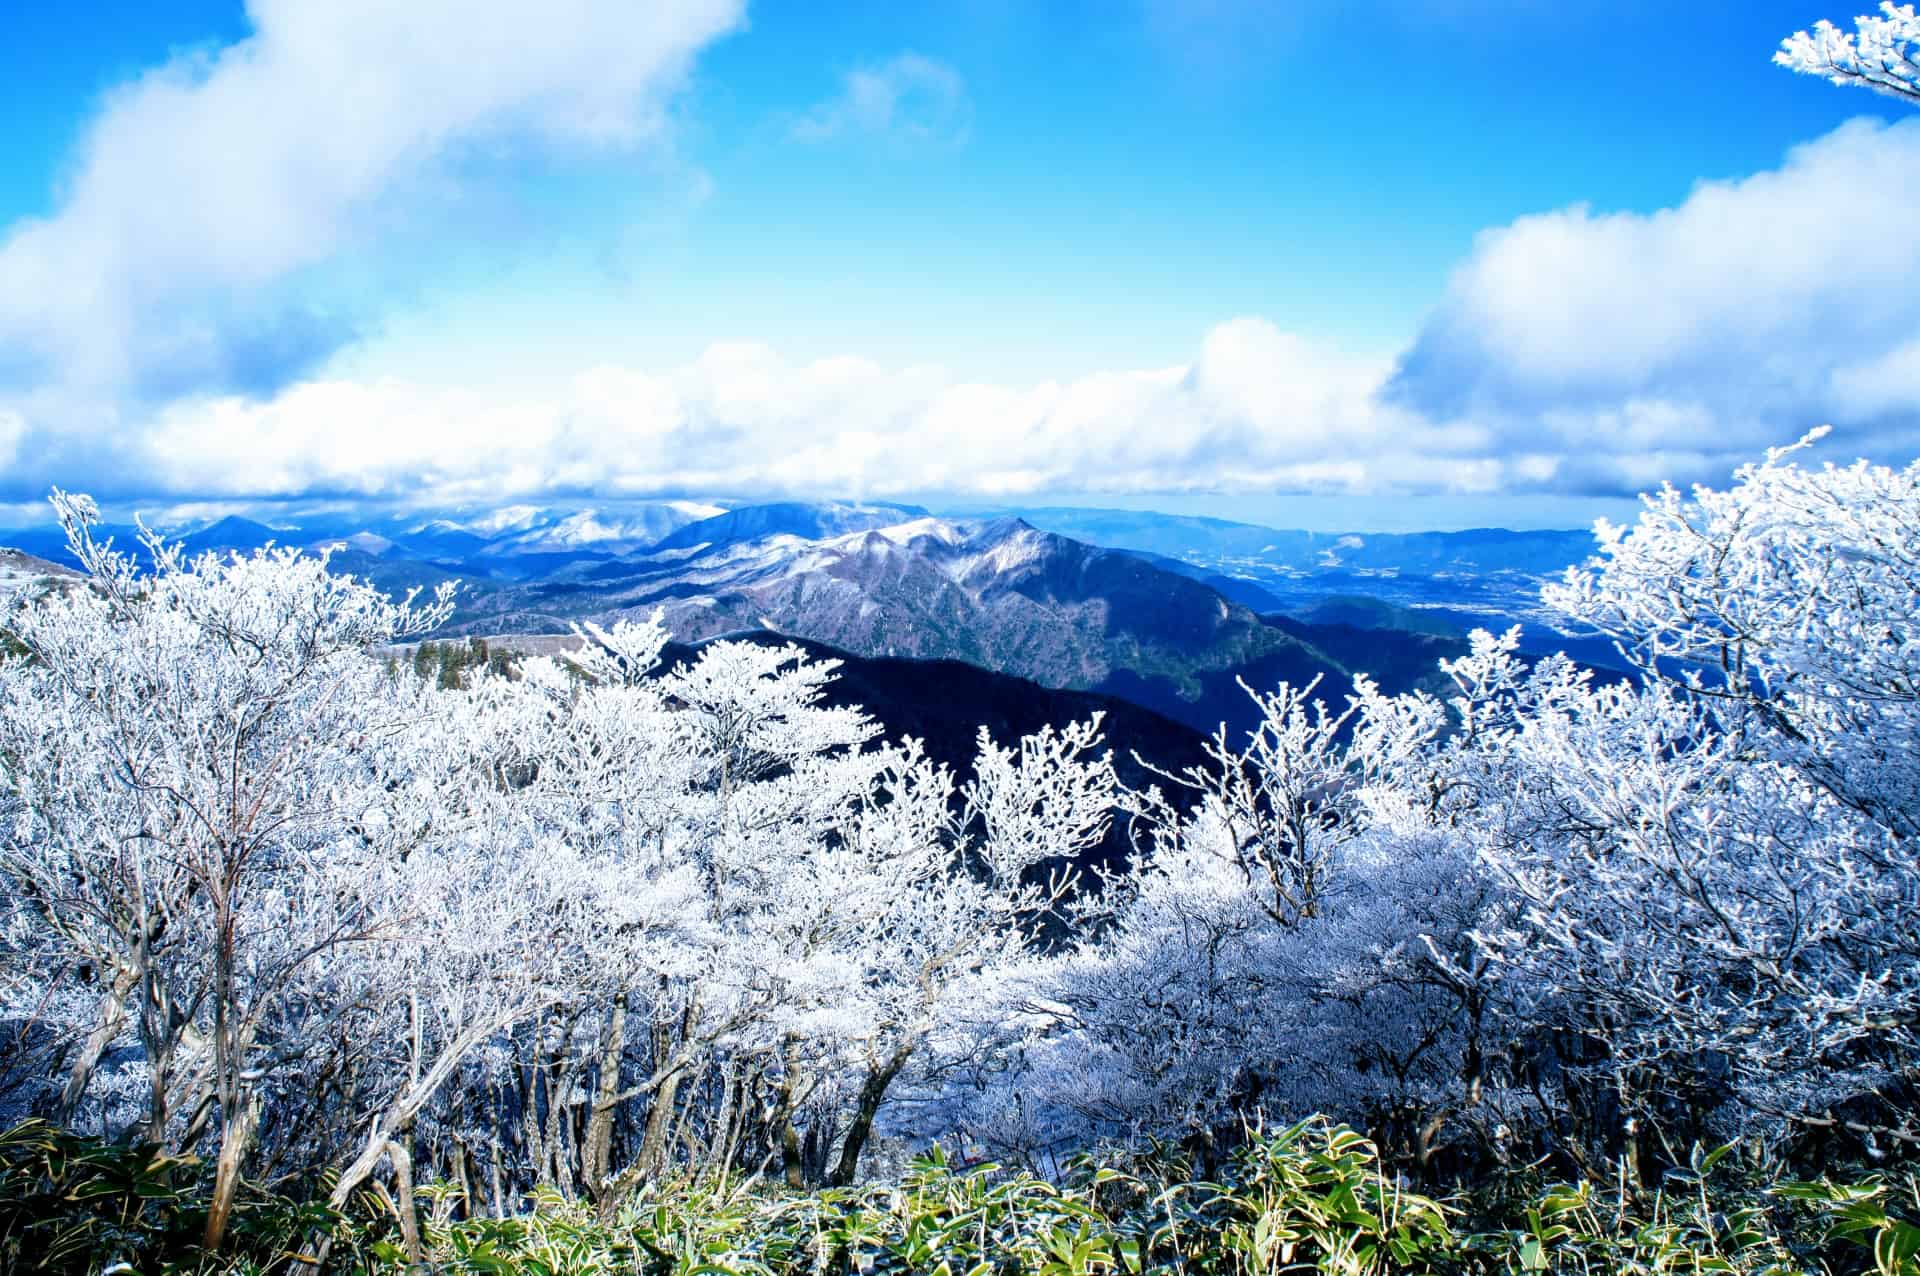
[0,0,744,406]
[26,319,1521,506]
[1389,117,1920,492]
[792,54,970,146]
[7,105,1920,509]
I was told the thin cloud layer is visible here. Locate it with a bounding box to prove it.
[791,53,971,147]
[0,412,23,473]
[0,0,744,407]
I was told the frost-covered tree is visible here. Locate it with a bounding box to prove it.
[1778,4,1920,104]
[0,510,1126,1236]
[384,624,1117,1201]
[977,674,1517,1168]
[507,622,735,1208]
[801,719,1115,1186]
[0,494,460,1246]
[308,666,610,1227]
[973,437,1920,1175]
[1471,437,1920,1158]
[9,433,1920,1221]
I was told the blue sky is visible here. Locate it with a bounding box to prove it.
[0,1,1914,530]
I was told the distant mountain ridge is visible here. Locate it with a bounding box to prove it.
[0,497,1597,737]
[0,548,83,607]
[1004,506,1594,575]
[989,508,1600,638]
[436,513,1355,737]
[650,500,928,554]
[0,499,727,576]
[0,498,1592,595]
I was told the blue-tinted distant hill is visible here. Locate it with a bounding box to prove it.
[0,522,138,566]
[651,501,929,555]
[1,496,1622,736]
[178,516,286,557]
[1000,506,1595,576]
[389,520,492,560]
[984,508,1601,639]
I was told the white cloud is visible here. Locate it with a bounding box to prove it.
[0,412,23,472]
[7,108,1920,508]
[1833,338,1920,419]
[792,54,970,146]
[0,0,744,404]
[1389,117,1920,489]
[93,320,1508,504]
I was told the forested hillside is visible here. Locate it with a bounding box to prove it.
[4,439,1920,1271]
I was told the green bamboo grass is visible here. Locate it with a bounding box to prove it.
[4,1117,1915,1275]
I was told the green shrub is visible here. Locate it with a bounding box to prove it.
[8,1115,1919,1275]
[0,1118,352,1275]
[395,1121,1460,1276]
[1776,1175,1920,1276]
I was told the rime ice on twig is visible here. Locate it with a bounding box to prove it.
[1778,4,1920,104]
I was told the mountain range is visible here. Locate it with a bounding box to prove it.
[0,548,81,605]
[0,499,1608,739]
[1001,507,1595,574]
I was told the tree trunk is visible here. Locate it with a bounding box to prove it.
[58,965,137,1126]
[389,1138,424,1268]
[828,1045,913,1187]
[134,961,179,1146]
[541,1040,576,1197]
[521,1045,549,1187]
[201,1093,259,1251]
[720,1068,757,1174]
[453,1139,474,1221]
[582,994,627,1215]
[203,873,250,1253]
[637,1066,686,1179]
[775,1038,809,1189]
[490,1129,507,1220]
[779,1111,806,1190]
[707,1065,740,1172]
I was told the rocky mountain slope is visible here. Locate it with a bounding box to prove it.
[437,513,1357,735]
[0,548,83,605]
[0,499,1548,738]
